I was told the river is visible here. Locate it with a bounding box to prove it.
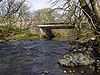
[0,40,100,75]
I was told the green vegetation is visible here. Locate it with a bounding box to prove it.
[53,29,78,40]
[0,25,39,42]
[0,0,100,43]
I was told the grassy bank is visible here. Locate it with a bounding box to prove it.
[0,25,40,42]
[0,25,98,42]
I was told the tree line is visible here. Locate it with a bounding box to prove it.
[0,0,100,41]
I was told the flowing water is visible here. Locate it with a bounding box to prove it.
[0,40,100,75]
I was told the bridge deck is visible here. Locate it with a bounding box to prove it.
[37,24,75,29]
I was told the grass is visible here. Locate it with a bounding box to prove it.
[0,25,40,42]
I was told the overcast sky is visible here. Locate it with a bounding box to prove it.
[29,0,51,11]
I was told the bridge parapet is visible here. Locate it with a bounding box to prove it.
[38,24,75,29]
[37,23,75,39]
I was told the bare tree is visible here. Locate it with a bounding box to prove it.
[0,0,31,40]
[33,8,55,24]
[0,0,26,25]
[51,0,100,35]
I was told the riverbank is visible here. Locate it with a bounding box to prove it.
[58,38,100,72]
[0,25,40,42]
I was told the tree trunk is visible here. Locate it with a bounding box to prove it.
[79,0,100,34]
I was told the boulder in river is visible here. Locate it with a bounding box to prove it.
[59,51,95,66]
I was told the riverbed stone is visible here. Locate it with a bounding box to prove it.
[59,52,95,66]
[58,39,100,67]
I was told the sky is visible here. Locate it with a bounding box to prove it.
[28,0,51,11]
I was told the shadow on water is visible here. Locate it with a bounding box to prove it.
[0,40,100,75]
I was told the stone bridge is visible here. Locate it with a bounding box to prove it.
[37,23,75,39]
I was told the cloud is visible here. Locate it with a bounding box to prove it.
[29,0,51,10]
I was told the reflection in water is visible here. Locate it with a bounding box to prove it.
[0,40,100,75]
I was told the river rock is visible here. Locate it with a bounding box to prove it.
[59,51,95,66]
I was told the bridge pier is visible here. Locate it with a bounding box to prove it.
[39,28,55,39]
